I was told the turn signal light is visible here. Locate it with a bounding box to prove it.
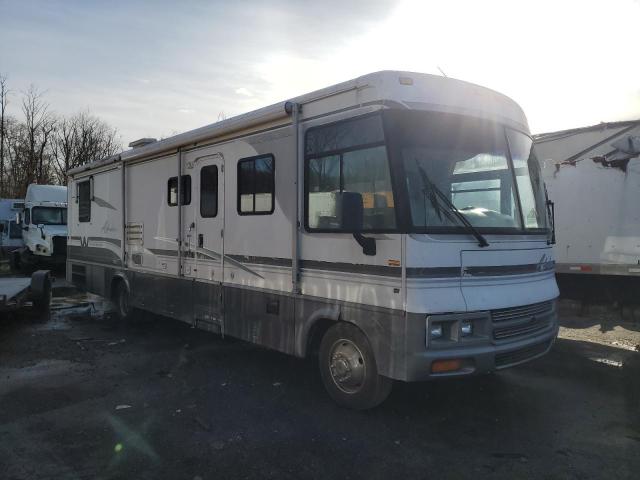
[431,359,463,373]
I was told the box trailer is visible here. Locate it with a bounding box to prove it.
[67,71,559,409]
[535,121,640,303]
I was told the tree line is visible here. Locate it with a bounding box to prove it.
[0,73,122,199]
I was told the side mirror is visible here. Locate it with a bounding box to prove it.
[544,184,556,245]
[339,191,364,231]
[338,191,376,256]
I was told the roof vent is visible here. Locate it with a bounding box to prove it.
[128,138,157,149]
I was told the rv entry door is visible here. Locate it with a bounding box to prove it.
[182,152,225,283]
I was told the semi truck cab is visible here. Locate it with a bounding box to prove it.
[12,184,68,270]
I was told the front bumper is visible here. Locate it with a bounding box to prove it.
[397,302,559,382]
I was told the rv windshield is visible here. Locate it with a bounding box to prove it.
[32,206,67,225]
[384,110,548,233]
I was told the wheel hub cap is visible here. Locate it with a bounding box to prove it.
[329,340,366,394]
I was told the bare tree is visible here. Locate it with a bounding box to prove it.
[51,111,120,184]
[21,85,56,187]
[0,79,121,197]
[4,116,30,197]
[0,74,9,197]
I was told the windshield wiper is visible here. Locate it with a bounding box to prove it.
[415,163,489,248]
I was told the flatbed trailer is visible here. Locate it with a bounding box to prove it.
[0,270,52,314]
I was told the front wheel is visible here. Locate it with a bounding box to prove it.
[319,323,393,410]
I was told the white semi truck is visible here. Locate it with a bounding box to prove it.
[11,184,68,270]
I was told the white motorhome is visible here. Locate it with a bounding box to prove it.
[0,199,25,254]
[13,184,68,269]
[67,71,558,409]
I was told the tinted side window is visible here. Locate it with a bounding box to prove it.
[305,115,384,157]
[78,181,91,222]
[200,165,218,218]
[237,155,275,215]
[305,115,396,232]
[168,175,192,206]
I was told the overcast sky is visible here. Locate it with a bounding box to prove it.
[1,0,639,145]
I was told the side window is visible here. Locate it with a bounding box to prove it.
[305,115,396,231]
[237,154,275,215]
[168,175,192,206]
[200,165,218,218]
[24,208,31,225]
[78,180,91,222]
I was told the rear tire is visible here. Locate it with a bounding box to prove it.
[113,280,132,321]
[319,322,393,410]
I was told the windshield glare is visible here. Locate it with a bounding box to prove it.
[506,129,548,229]
[387,111,547,233]
[32,207,67,225]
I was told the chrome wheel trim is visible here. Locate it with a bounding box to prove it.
[328,338,366,394]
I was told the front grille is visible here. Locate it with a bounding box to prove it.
[492,301,553,323]
[491,301,553,341]
[495,340,550,368]
[52,236,67,256]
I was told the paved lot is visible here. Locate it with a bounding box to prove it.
[0,294,639,480]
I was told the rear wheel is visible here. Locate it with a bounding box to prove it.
[113,280,132,321]
[319,322,393,410]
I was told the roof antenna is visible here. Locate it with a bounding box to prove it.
[437,66,448,78]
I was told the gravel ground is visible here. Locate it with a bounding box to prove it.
[0,293,639,480]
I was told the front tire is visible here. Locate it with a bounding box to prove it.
[319,323,393,410]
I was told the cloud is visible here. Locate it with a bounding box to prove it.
[1,0,638,142]
[234,88,253,97]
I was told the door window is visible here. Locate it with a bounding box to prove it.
[200,165,218,218]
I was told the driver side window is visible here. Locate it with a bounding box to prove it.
[305,115,396,232]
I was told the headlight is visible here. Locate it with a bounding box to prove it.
[429,323,443,339]
[426,312,489,348]
[460,321,473,337]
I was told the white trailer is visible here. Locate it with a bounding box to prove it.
[535,121,640,302]
[536,121,640,276]
[0,199,25,255]
[11,184,68,270]
[67,71,558,409]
